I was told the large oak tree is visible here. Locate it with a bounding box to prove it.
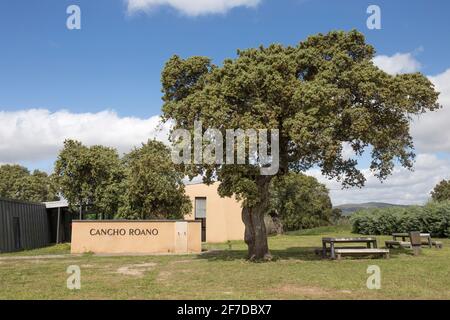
[161,30,440,260]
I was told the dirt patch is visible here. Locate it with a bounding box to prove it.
[271,284,352,298]
[29,260,45,264]
[157,271,172,282]
[116,263,157,277]
[170,260,196,264]
[0,255,72,261]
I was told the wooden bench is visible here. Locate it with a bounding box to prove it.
[334,248,390,260]
[314,246,367,255]
[385,240,411,249]
[322,237,378,259]
[387,237,443,249]
[392,233,432,247]
[432,241,443,249]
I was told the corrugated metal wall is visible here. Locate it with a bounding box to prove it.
[0,198,50,253]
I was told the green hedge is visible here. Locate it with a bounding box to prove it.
[350,201,450,238]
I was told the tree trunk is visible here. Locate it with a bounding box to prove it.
[241,177,272,261]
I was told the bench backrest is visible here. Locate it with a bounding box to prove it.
[409,231,422,246]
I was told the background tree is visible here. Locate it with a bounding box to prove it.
[431,179,450,202]
[268,173,332,232]
[117,140,192,220]
[14,170,59,203]
[161,30,440,260]
[0,164,58,202]
[54,140,124,219]
[331,208,344,224]
[0,164,29,199]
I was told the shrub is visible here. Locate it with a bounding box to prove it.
[350,201,450,238]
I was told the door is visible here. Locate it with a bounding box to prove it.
[175,222,188,253]
[195,197,207,242]
[13,217,22,251]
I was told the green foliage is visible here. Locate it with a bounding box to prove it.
[0,164,58,202]
[431,179,450,202]
[117,140,192,220]
[54,140,125,219]
[268,173,333,231]
[331,208,344,224]
[54,139,191,220]
[351,201,450,237]
[161,30,440,207]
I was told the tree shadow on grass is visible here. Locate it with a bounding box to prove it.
[196,246,410,262]
[196,246,325,262]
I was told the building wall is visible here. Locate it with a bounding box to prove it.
[71,220,201,254]
[184,183,245,243]
[0,198,50,253]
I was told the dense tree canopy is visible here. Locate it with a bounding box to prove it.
[0,164,58,202]
[54,139,125,219]
[118,140,191,220]
[268,173,333,231]
[54,139,191,220]
[161,30,440,260]
[431,179,450,202]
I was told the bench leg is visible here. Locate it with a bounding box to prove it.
[322,242,327,258]
[330,243,336,260]
[336,253,341,260]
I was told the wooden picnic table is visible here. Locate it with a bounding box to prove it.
[322,237,378,259]
[392,233,432,247]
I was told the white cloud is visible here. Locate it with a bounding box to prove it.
[373,52,450,153]
[126,0,261,16]
[309,154,450,206]
[411,68,450,153]
[373,52,421,75]
[0,109,170,163]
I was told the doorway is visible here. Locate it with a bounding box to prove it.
[195,197,207,242]
[12,217,22,251]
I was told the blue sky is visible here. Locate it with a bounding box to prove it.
[1,0,450,204]
[1,0,449,116]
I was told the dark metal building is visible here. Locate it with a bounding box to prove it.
[0,198,50,253]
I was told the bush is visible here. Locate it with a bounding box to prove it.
[350,201,450,238]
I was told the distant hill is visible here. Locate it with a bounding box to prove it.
[334,202,410,216]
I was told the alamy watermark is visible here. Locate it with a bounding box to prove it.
[66,265,81,290]
[170,121,279,175]
[367,5,381,30]
[366,265,381,290]
[67,5,81,30]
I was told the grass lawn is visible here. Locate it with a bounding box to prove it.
[0,226,449,300]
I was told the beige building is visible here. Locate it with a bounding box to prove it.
[184,182,245,243]
[70,182,245,255]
